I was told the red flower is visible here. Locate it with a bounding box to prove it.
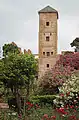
[76,106,78,108]
[42,114,49,120]
[30,103,34,107]
[74,109,76,112]
[36,104,40,108]
[70,105,74,109]
[26,101,31,105]
[66,92,70,96]
[57,107,68,115]
[18,114,22,118]
[51,115,56,119]
[27,107,31,110]
[60,93,64,97]
[43,114,48,118]
[69,115,76,120]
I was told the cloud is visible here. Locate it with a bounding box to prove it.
[0,0,79,54]
[58,15,79,53]
[16,17,38,53]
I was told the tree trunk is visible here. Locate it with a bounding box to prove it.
[26,80,30,101]
[14,88,22,115]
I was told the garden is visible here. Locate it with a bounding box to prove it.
[0,41,79,120]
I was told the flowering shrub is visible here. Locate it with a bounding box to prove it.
[8,100,78,120]
[55,106,79,120]
[53,71,79,120]
[56,52,79,70]
[42,114,56,120]
[60,71,79,94]
[53,71,79,106]
[25,101,79,120]
[38,65,72,95]
[38,53,79,96]
[25,102,54,120]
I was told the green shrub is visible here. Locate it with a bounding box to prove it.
[30,95,56,105]
[26,104,53,120]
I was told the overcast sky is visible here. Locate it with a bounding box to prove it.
[0,0,79,54]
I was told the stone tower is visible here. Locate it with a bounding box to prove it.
[38,6,58,78]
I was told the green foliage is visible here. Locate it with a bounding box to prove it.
[62,51,74,55]
[0,43,38,114]
[30,95,56,105]
[53,71,79,108]
[0,82,4,95]
[70,37,79,52]
[1,53,37,89]
[0,110,18,120]
[59,71,79,94]
[38,65,72,95]
[3,43,20,57]
[38,53,79,96]
[70,37,79,47]
[26,104,53,120]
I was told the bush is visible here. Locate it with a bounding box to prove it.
[38,64,72,95]
[58,70,79,96]
[56,52,79,70]
[25,102,53,120]
[53,71,79,106]
[30,95,56,105]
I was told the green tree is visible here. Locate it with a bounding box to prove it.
[70,37,79,52]
[0,44,38,115]
[3,42,20,57]
[0,60,5,102]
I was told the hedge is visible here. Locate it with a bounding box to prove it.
[30,95,56,105]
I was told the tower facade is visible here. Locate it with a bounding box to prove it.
[38,6,58,77]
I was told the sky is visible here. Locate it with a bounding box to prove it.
[0,0,79,54]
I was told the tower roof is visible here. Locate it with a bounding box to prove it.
[38,5,58,18]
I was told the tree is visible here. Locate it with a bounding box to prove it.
[3,42,20,57]
[70,37,79,52]
[39,52,79,95]
[38,65,72,95]
[0,44,38,115]
[56,52,79,70]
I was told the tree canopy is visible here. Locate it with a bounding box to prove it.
[39,52,79,95]
[56,52,79,70]
[70,37,79,52]
[0,43,38,115]
[3,42,20,57]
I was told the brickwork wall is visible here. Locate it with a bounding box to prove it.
[38,12,58,78]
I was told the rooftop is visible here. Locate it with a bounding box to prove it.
[38,5,58,18]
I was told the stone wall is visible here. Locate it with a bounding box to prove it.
[38,12,58,78]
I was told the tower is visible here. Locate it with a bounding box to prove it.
[38,5,58,77]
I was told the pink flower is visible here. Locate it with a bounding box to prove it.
[60,93,64,97]
[70,105,74,109]
[43,114,48,118]
[42,114,49,120]
[51,115,56,119]
[18,114,22,118]
[35,104,40,108]
[26,101,31,105]
[66,92,70,96]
